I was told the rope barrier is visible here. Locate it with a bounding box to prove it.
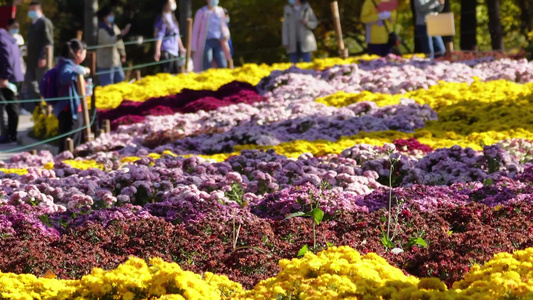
[15,95,72,104]
[86,35,177,50]
[94,57,184,76]
[234,46,285,56]
[3,108,98,154]
[14,57,186,104]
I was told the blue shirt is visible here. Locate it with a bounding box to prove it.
[155,13,180,56]
[54,58,85,119]
[206,11,222,40]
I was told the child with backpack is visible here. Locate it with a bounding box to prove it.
[44,39,90,153]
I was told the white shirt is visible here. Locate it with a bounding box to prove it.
[13,34,24,46]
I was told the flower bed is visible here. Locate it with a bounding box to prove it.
[33,56,533,139]
[3,245,533,299]
[5,55,533,298]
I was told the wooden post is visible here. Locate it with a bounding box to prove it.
[228,59,234,70]
[445,42,454,61]
[76,30,84,41]
[87,52,97,133]
[125,62,133,81]
[77,74,93,142]
[29,149,37,155]
[135,70,142,81]
[46,45,54,69]
[103,119,111,133]
[65,138,74,153]
[185,18,193,73]
[330,1,348,59]
[99,128,105,137]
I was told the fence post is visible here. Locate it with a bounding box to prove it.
[46,45,54,69]
[125,62,133,81]
[445,42,454,60]
[29,149,37,155]
[77,74,93,142]
[77,30,84,41]
[87,51,97,133]
[65,138,74,153]
[135,70,142,81]
[185,18,193,73]
[330,1,348,59]
[103,119,111,133]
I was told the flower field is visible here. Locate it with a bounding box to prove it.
[5,55,533,299]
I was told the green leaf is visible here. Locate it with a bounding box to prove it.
[284,211,306,220]
[407,237,428,248]
[311,208,324,225]
[483,178,493,186]
[326,242,334,247]
[297,245,309,257]
[381,233,394,248]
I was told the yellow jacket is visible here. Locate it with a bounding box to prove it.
[360,0,396,45]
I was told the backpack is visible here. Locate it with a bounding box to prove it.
[39,61,68,105]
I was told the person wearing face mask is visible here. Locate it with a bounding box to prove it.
[154,0,186,74]
[7,19,24,48]
[282,0,318,63]
[96,6,130,86]
[54,39,90,153]
[24,0,53,113]
[0,18,24,143]
[191,0,230,72]
[7,19,26,78]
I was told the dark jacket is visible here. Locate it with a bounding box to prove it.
[0,28,23,83]
[54,58,86,119]
[27,16,54,69]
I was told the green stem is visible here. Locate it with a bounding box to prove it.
[387,161,393,240]
[313,221,316,251]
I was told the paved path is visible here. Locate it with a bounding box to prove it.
[0,114,34,161]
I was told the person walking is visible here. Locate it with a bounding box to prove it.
[96,6,130,86]
[282,0,318,64]
[154,0,186,74]
[7,19,26,75]
[191,0,230,72]
[24,1,53,113]
[54,39,90,153]
[0,18,24,143]
[414,0,446,59]
[361,0,397,57]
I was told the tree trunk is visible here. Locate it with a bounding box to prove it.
[517,0,532,38]
[486,0,504,50]
[84,0,98,46]
[411,0,422,53]
[460,0,477,50]
[179,0,192,45]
